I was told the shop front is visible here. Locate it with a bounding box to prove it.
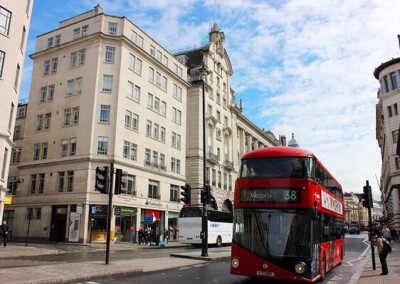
[167,212,179,241]
[88,204,108,243]
[141,209,165,245]
[115,206,137,243]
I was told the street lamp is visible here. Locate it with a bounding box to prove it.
[197,63,210,257]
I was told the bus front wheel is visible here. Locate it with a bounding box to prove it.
[216,236,222,247]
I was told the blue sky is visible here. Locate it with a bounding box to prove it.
[21,0,400,199]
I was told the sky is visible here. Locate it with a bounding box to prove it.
[20,0,400,199]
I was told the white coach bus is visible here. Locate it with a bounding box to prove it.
[178,206,233,247]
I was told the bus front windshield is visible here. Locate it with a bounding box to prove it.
[233,208,312,258]
[240,157,307,178]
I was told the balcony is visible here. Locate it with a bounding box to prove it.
[207,152,218,164]
[224,160,234,171]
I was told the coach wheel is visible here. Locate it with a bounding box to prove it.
[319,256,326,282]
[216,236,222,247]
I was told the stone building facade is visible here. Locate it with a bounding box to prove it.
[0,0,33,222]
[6,6,280,243]
[375,57,400,234]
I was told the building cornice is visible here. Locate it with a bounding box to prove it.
[374,57,400,79]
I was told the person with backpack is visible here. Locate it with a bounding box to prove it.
[376,231,389,275]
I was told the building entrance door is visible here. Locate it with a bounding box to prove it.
[50,205,67,242]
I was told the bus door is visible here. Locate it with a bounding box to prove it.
[311,218,320,279]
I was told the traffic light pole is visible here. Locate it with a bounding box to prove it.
[200,69,208,257]
[105,163,113,264]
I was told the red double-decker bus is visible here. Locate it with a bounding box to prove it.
[231,147,345,282]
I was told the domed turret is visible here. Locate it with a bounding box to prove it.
[288,133,299,148]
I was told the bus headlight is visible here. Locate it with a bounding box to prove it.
[232,258,239,269]
[295,262,307,274]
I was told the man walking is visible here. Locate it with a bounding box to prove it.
[376,231,389,275]
[0,220,10,247]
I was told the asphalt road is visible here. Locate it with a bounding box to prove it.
[69,233,369,284]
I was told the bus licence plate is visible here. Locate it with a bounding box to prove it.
[256,271,274,277]
[187,237,192,240]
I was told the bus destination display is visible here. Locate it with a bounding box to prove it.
[240,187,301,203]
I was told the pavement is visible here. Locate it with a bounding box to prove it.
[0,239,398,284]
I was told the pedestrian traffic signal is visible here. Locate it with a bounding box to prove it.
[201,185,211,204]
[362,184,373,208]
[95,166,109,194]
[115,169,128,195]
[180,184,191,205]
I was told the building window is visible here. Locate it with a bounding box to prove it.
[148,180,159,199]
[30,175,36,194]
[148,67,154,83]
[48,84,55,100]
[97,137,108,155]
[35,208,42,219]
[162,76,167,91]
[124,174,136,195]
[152,151,158,167]
[73,107,80,124]
[44,113,51,129]
[7,177,18,195]
[147,93,153,109]
[395,157,400,170]
[134,85,140,102]
[38,173,45,193]
[150,45,155,56]
[154,123,159,140]
[67,79,74,96]
[146,120,152,137]
[176,159,181,174]
[170,185,179,202]
[33,144,40,160]
[137,35,143,48]
[73,28,80,39]
[125,110,132,128]
[67,171,74,192]
[394,103,398,116]
[127,81,133,99]
[70,51,77,67]
[132,113,138,131]
[388,106,393,118]
[14,64,20,88]
[392,130,399,144]
[102,75,113,92]
[0,50,4,78]
[163,55,168,67]
[78,48,85,65]
[161,101,166,116]
[171,158,176,173]
[160,127,165,143]
[51,58,58,73]
[0,7,11,36]
[105,46,115,63]
[8,102,14,131]
[58,172,65,192]
[136,58,142,74]
[64,108,71,125]
[384,76,390,93]
[20,26,26,50]
[108,22,117,35]
[391,72,398,90]
[60,139,68,157]
[13,125,20,139]
[1,148,8,179]
[82,25,88,37]
[69,138,76,156]
[156,50,162,62]
[131,30,137,43]
[41,142,48,159]
[11,148,21,164]
[100,105,110,123]
[55,34,61,46]
[145,148,151,165]
[44,60,50,75]
[160,153,165,169]
[75,77,82,94]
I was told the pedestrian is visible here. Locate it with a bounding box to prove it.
[138,227,144,245]
[376,231,389,275]
[0,220,10,248]
[144,228,149,245]
[164,228,169,244]
[382,225,391,242]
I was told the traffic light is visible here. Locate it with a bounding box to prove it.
[201,185,211,204]
[180,184,191,205]
[95,166,109,194]
[362,185,372,208]
[115,169,128,195]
